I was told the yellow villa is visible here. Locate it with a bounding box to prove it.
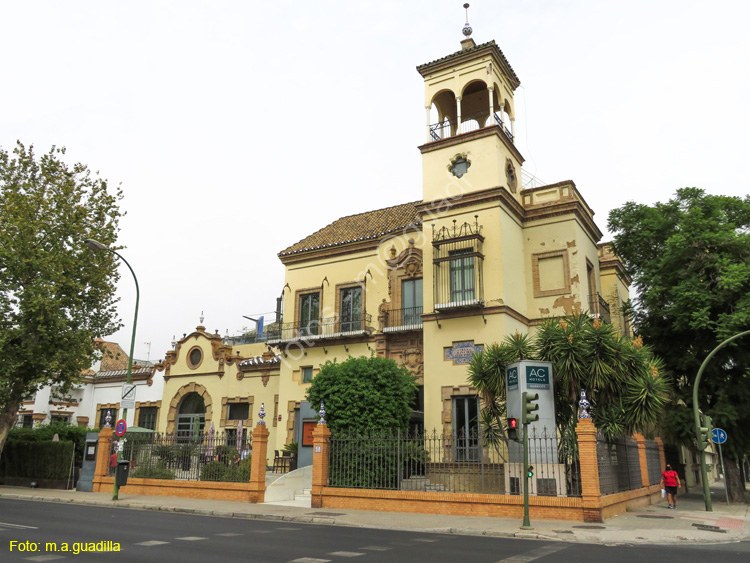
[151,31,631,473]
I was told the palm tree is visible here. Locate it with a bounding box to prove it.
[468,314,670,442]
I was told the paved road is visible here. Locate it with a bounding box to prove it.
[1,499,749,562]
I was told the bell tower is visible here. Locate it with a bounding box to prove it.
[417,6,523,204]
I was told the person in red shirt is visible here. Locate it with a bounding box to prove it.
[660,464,681,509]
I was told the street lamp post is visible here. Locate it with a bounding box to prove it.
[692,329,750,511]
[84,239,140,501]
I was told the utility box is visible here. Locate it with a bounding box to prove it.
[505,361,557,464]
[115,460,130,488]
[76,432,100,492]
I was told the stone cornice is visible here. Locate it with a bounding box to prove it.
[422,304,529,326]
[278,238,383,266]
[418,125,525,165]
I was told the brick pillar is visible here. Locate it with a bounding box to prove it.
[248,423,269,503]
[311,423,331,509]
[655,437,666,471]
[93,427,113,492]
[576,418,603,523]
[634,433,649,489]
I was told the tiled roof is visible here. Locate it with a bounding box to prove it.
[94,366,153,379]
[417,40,520,89]
[239,355,281,366]
[278,201,422,257]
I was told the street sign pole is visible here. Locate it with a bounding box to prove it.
[711,428,729,505]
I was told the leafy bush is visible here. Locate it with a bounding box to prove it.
[199,457,251,482]
[154,444,176,463]
[131,461,175,480]
[306,355,417,434]
[0,440,75,479]
[8,423,89,464]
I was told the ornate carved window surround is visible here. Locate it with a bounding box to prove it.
[531,249,571,298]
[220,396,254,428]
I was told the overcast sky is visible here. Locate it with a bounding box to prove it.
[2,1,748,363]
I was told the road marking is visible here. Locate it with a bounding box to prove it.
[412,538,439,542]
[496,543,569,563]
[289,559,331,563]
[135,540,170,546]
[25,556,65,562]
[327,552,364,557]
[215,533,243,536]
[0,522,39,529]
[175,536,208,541]
[360,546,392,551]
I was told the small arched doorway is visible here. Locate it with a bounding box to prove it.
[177,392,206,440]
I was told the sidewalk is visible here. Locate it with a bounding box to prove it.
[1,483,747,547]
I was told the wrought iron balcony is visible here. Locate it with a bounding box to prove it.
[267,313,373,343]
[429,111,514,143]
[382,306,423,333]
[432,219,485,310]
[589,294,611,325]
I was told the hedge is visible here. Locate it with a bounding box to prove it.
[8,423,89,464]
[0,440,75,480]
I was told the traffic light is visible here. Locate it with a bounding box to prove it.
[698,413,713,450]
[507,417,519,441]
[522,392,540,424]
[527,465,534,478]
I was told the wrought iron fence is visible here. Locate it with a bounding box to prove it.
[108,432,252,482]
[596,433,643,495]
[328,426,581,497]
[268,313,373,343]
[589,293,611,325]
[645,439,662,485]
[428,111,514,142]
[382,306,423,332]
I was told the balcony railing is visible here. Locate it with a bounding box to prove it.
[382,306,423,333]
[589,294,611,325]
[429,111,514,143]
[267,313,373,343]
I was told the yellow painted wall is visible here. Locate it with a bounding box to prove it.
[421,134,520,204]
[158,332,280,454]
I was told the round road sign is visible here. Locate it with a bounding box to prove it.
[711,427,727,445]
[114,419,127,437]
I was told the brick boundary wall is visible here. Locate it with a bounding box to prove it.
[313,420,667,523]
[93,421,269,503]
[90,420,666,518]
[93,475,255,501]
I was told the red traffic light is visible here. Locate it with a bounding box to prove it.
[508,417,518,429]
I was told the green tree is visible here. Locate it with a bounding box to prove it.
[305,355,417,435]
[0,142,123,459]
[609,187,750,501]
[467,317,669,448]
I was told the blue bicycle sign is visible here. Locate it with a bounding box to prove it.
[711,428,727,444]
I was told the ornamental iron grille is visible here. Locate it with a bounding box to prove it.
[596,432,644,495]
[432,218,484,310]
[645,439,662,485]
[108,431,254,482]
[327,426,581,497]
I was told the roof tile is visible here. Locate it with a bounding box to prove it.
[279,201,422,256]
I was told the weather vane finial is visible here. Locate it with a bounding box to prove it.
[462,3,472,38]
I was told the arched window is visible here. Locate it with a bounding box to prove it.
[177,392,206,440]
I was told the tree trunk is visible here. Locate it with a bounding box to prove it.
[724,456,744,502]
[0,402,21,460]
